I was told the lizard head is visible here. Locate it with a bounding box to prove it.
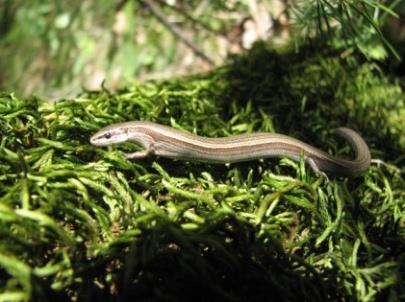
[90,124,129,146]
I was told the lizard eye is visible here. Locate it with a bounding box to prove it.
[103,133,112,139]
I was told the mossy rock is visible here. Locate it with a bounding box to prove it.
[0,42,404,301]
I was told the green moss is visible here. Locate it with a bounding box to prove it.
[0,43,404,301]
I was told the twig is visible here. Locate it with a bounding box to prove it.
[115,0,128,11]
[140,0,215,66]
[155,0,225,38]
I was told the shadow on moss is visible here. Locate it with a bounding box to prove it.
[78,217,338,302]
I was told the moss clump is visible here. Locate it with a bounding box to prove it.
[0,43,404,301]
